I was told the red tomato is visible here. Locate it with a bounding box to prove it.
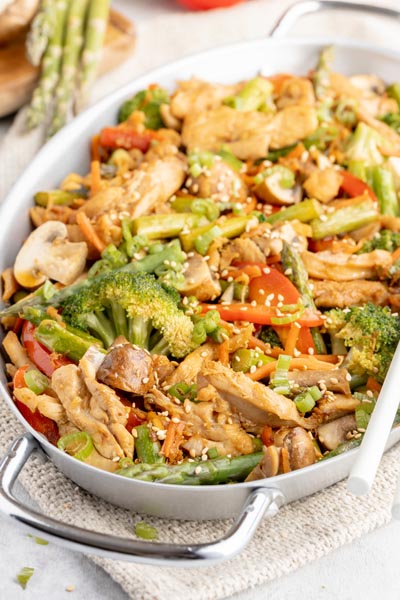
[15,400,59,445]
[177,0,244,10]
[248,267,301,306]
[340,171,377,202]
[99,127,157,152]
[21,320,71,377]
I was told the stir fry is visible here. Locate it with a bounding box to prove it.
[2,48,400,485]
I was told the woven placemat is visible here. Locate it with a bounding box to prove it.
[1,1,400,598]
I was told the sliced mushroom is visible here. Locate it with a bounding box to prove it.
[283,427,316,470]
[13,221,87,288]
[245,445,280,481]
[177,252,221,301]
[317,414,357,450]
[254,171,301,205]
[97,337,155,394]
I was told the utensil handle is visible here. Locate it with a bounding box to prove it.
[0,433,284,566]
[270,1,400,38]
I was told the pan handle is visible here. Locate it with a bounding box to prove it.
[271,1,400,38]
[0,433,285,566]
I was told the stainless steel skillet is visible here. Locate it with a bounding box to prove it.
[0,0,400,566]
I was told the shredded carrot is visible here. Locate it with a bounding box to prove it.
[243,196,258,214]
[76,211,106,254]
[162,421,185,461]
[91,135,100,162]
[90,160,101,196]
[248,336,282,357]
[248,356,337,381]
[280,447,291,473]
[392,246,400,263]
[301,354,341,364]
[283,142,306,161]
[268,73,293,95]
[218,339,230,366]
[284,323,301,356]
[225,265,262,281]
[366,376,382,393]
[330,196,367,209]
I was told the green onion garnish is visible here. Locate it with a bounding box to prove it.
[24,369,49,395]
[294,391,316,413]
[57,432,94,461]
[16,567,35,589]
[168,382,198,403]
[135,521,158,540]
[271,354,291,395]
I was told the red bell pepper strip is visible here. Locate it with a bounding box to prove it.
[296,327,317,355]
[21,320,71,377]
[248,267,301,306]
[99,127,158,152]
[177,0,243,10]
[340,171,377,202]
[202,303,323,327]
[15,400,59,445]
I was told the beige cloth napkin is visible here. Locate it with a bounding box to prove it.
[1,1,400,598]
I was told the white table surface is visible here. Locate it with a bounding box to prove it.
[2,1,400,598]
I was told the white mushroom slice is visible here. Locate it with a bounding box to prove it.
[254,172,301,205]
[14,221,88,288]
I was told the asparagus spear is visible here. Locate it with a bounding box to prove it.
[34,190,86,207]
[26,0,56,67]
[265,198,321,226]
[35,320,106,362]
[310,199,377,240]
[180,216,254,253]
[135,425,164,464]
[75,0,111,112]
[116,452,264,485]
[369,166,399,217]
[312,46,334,100]
[26,0,69,130]
[281,242,326,354]
[132,213,204,240]
[48,0,90,136]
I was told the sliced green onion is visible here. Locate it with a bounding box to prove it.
[218,145,244,171]
[194,225,222,255]
[119,457,135,469]
[294,391,315,413]
[135,521,158,540]
[355,402,375,430]
[208,447,219,459]
[27,534,48,545]
[188,150,215,177]
[24,369,49,395]
[309,385,322,401]
[168,382,198,403]
[231,348,274,373]
[271,354,291,395]
[16,567,35,589]
[271,307,305,325]
[57,432,94,462]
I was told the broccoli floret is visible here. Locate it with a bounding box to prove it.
[223,77,274,112]
[88,244,129,278]
[118,87,170,129]
[61,272,195,358]
[344,122,384,166]
[324,304,400,382]
[357,229,400,254]
[259,327,282,349]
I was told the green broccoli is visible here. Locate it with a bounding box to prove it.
[223,77,274,112]
[343,122,384,166]
[118,87,170,129]
[324,304,400,383]
[259,327,283,349]
[357,229,400,254]
[60,271,195,358]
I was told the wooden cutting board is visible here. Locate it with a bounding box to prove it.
[0,8,136,118]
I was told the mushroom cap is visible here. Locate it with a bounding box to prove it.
[14,220,88,288]
[0,0,40,44]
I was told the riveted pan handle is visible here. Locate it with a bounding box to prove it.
[0,434,285,566]
[271,1,400,38]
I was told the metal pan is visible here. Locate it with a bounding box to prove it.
[1,0,400,566]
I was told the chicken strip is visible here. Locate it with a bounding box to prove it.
[200,361,316,429]
[268,105,318,149]
[170,78,241,119]
[311,279,389,308]
[302,249,392,281]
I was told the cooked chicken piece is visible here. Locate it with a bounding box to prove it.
[79,154,186,223]
[13,387,74,437]
[288,369,351,395]
[160,103,181,130]
[315,393,360,421]
[97,338,155,394]
[170,78,241,119]
[52,365,125,459]
[144,129,181,161]
[164,343,218,387]
[330,72,398,118]
[177,252,221,301]
[245,446,280,481]
[246,222,309,257]
[303,168,342,203]
[311,279,389,308]
[182,106,271,160]
[149,388,255,457]
[276,77,315,109]
[79,348,134,458]
[317,414,358,450]
[151,354,176,384]
[200,361,316,429]
[268,105,318,149]
[302,249,392,281]
[219,237,266,270]
[283,427,316,470]
[186,157,248,203]
[2,331,35,369]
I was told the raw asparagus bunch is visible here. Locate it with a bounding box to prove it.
[116,453,264,485]
[26,0,111,136]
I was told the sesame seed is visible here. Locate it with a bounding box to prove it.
[194,466,202,475]
[250,365,257,374]
[366,390,374,398]
[171,417,180,424]
[202,454,208,461]
[319,214,328,222]
[284,268,293,276]
[132,429,138,438]
[277,294,284,302]
[308,347,315,355]
[189,449,196,458]
[345,373,352,381]
[201,351,209,358]
[142,377,149,384]
[329,377,339,384]
[263,267,271,274]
